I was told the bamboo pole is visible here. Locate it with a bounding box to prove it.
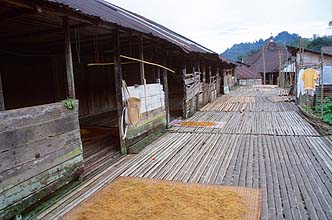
[262,44,266,85]
[320,50,324,118]
[120,55,175,73]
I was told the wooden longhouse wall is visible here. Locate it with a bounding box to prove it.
[0,102,83,220]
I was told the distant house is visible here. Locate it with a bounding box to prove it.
[236,62,262,85]
[244,40,290,85]
[322,46,332,56]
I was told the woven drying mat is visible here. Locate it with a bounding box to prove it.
[63,176,261,220]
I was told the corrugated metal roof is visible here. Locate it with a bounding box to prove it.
[44,0,216,55]
[236,64,261,79]
[244,41,290,73]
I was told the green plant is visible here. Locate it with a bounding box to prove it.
[313,97,332,125]
[63,99,76,110]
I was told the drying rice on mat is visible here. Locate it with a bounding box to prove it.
[63,177,261,220]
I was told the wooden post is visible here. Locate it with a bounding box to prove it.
[113,28,126,154]
[63,16,76,99]
[278,49,282,87]
[193,65,199,111]
[0,72,4,111]
[202,65,206,104]
[139,36,145,85]
[262,44,266,85]
[197,63,201,108]
[208,65,212,102]
[182,64,187,119]
[321,50,324,118]
[216,67,220,95]
[162,67,170,128]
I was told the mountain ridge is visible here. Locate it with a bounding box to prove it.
[221,31,299,62]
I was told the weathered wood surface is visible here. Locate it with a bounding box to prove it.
[0,101,83,220]
[0,72,4,111]
[112,28,126,154]
[169,111,319,136]
[162,69,170,128]
[63,16,76,99]
[183,71,200,118]
[80,127,121,180]
[202,97,297,112]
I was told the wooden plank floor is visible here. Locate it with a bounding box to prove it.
[170,111,319,136]
[35,86,332,220]
[81,126,121,180]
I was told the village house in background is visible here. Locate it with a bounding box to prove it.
[235,62,262,86]
[0,0,237,219]
[243,40,290,85]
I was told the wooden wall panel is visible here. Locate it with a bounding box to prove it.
[0,101,83,220]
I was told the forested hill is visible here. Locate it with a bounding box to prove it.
[221,31,299,62]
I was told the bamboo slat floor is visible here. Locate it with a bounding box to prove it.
[169,111,320,136]
[34,86,332,220]
[202,100,297,112]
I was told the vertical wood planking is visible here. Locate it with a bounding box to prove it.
[63,16,76,99]
[112,28,126,154]
[0,72,4,111]
[196,64,200,110]
[182,64,187,118]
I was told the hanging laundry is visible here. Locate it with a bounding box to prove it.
[297,69,305,98]
[302,68,319,91]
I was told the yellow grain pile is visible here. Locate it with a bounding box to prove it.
[180,121,216,127]
[65,178,247,220]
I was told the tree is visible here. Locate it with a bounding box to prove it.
[307,36,332,52]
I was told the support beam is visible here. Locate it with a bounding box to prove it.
[0,72,5,111]
[162,67,170,128]
[139,36,145,85]
[262,44,266,85]
[202,65,207,105]
[208,65,212,102]
[216,67,220,95]
[202,65,206,83]
[63,16,76,99]
[196,63,201,110]
[113,28,126,154]
[182,64,187,119]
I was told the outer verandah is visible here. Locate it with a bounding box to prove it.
[34,86,332,220]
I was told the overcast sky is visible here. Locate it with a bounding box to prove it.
[107,0,332,53]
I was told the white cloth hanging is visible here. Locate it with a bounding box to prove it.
[297,69,305,98]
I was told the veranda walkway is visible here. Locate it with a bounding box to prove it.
[36,86,332,220]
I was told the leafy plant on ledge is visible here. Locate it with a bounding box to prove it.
[63,99,76,110]
[313,97,332,125]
